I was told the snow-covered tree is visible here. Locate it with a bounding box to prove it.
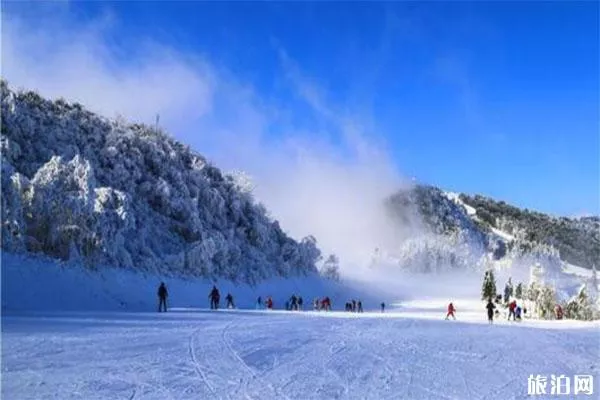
[525,281,539,303]
[586,264,599,304]
[564,285,597,321]
[503,277,513,303]
[395,233,484,274]
[481,270,497,301]
[227,170,256,195]
[515,282,524,300]
[529,262,544,286]
[320,254,340,281]
[535,284,557,320]
[0,81,322,283]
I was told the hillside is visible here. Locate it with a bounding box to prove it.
[459,194,599,269]
[0,81,321,283]
[384,184,599,271]
[2,81,597,285]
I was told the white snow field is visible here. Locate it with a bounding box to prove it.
[2,254,600,400]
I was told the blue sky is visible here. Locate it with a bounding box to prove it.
[4,1,599,217]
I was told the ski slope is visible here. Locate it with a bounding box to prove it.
[3,305,599,400]
[3,253,599,399]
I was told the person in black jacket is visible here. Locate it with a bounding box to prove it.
[225,293,235,309]
[486,298,496,324]
[157,282,168,312]
[209,285,220,310]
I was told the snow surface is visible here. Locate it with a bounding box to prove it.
[1,253,375,313]
[3,253,600,399]
[444,191,477,216]
[491,227,516,242]
[563,263,595,279]
[3,305,599,400]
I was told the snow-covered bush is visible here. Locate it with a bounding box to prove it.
[0,81,321,282]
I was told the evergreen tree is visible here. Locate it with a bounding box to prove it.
[536,284,556,319]
[526,281,540,303]
[503,277,513,303]
[515,282,523,299]
[587,264,599,303]
[481,270,497,301]
[564,285,596,320]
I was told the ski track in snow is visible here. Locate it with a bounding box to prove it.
[2,308,599,400]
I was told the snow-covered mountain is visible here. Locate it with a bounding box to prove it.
[1,81,321,283]
[458,193,599,269]
[381,184,598,274]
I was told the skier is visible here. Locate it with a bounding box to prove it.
[157,282,168,312]
[322,297,331,311]
[209,285,220,310]
[256,296,262,309]
[515,306,522,321]
[486,298,496,324]
[290,295,298,311]
[298,296,303,310]
[266,296,274,310]
[357,300,363,313]
[445,302,456,320]
[381,302,385,313]
[555,304,563,320]
[313,298,320,310]
[225,293,235,309]
[508,300,517,321]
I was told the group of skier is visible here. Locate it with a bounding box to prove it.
[157,283,383,314]
[344,299,363,312]
[285,295,304,311]
[313,297,332,311]
[443,299,528,323]
[208,285,236,309]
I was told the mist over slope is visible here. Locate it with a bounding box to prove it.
[1,81,321,283]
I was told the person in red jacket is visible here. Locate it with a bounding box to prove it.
[445,302,456,320]
[266,296,274,310]
[508,300,517,320]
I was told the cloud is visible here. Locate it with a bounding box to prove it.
[2,5,417,277]
[2,7,215,133]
